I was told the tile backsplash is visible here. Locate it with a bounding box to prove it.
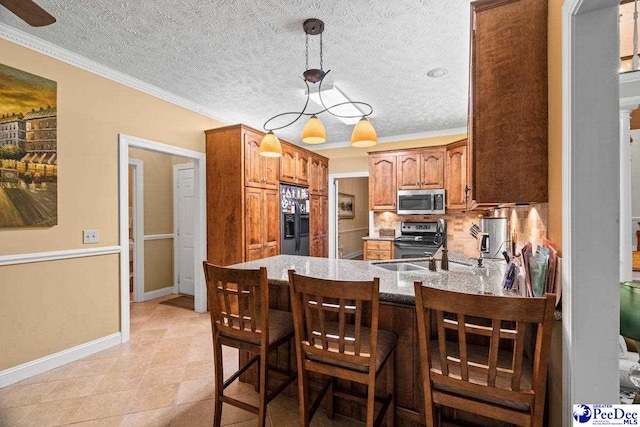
[373,203,548,258]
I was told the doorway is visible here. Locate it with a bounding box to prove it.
[118,134,206,343]
[328,171,369,259]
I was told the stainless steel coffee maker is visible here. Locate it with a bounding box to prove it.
[478,217,509,259]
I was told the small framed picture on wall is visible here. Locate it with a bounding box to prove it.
[338,193,355,219]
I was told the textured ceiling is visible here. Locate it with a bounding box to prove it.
[0,0,472,146]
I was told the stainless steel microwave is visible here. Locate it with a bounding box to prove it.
[397,189,445,215]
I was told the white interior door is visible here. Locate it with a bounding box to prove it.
[175,164,195,296]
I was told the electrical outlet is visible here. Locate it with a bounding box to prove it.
[83,229,99,244]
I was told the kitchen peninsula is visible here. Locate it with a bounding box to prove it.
[229,254,512,426]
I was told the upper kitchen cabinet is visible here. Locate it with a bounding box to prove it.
[397,148,445,190]
[280,142,309,186]
[309,155,329,196]
[445,139,468,210]
[369,153,397,211]
[244,129,279,190]
[468,0,548,206]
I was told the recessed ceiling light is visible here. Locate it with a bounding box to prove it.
[427,68,449,78]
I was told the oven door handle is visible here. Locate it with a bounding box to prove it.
[394,242,436,248]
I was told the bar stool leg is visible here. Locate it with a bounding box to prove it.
[327,378,335,420]
[386,351,395,427]
[365,379,376,427]
[258,350,268,427]
[213,333,224,427]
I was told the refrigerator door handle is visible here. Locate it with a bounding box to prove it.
[294,203,300,253]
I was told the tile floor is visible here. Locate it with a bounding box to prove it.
[0,295,359,427]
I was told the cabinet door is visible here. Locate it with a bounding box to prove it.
[309,157,319,194]
[263,157,280,190]
[319,160,328,196]
[310,195,321,240]
[263,188,280,256]
[397,153,421,190]
[297,154,309,185]
[320,196,328,237]
[280,146,297,184]
[421,148,445,189]
[369,154,397,211]
[445,142,468,210]
[244,131,264,188]
[245,187,264,261]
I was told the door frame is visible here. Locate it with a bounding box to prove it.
[328,171,369,259]
[173,163,195,295]
[128,159,145,303]
[562,0,620,420]
[118,134,207,343]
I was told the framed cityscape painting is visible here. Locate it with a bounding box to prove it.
[0,63,57,227]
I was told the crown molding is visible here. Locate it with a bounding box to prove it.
[308,126,468,151]
[0,23,233,124]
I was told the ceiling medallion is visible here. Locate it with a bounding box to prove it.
[259,19,377,157]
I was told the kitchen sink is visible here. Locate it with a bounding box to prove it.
[411,260,471,272]
[374,262,427,272]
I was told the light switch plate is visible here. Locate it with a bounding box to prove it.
[83,229,99,244]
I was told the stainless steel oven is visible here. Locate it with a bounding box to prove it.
[394,221,446,259]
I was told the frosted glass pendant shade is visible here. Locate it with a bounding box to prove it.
[351,118,378,148]
[301,115,326,144]
[259,131,283,157]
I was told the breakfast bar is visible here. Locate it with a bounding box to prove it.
[229,254,511,426]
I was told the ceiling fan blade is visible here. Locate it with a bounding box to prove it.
[0,0,56,27]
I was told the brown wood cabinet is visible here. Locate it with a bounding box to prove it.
[309,155,329,196]
[280,143,309,186]
[244,130,279,190]
[363,239,394,261]
[245,187,279,261]
[445,139,468,210]
[368,153,397,211]
[206,124,329,264]
[468,0,548,206]
[397,148,445,190]
[310,195,328,257]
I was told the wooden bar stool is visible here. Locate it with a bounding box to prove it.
[288,270,397,427]
[414,283,555,427]
[203,262,296,427]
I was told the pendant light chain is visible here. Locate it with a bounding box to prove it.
[305,33,309,70]
[320,32,323,70]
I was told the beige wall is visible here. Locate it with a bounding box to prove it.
[548,0,563,253]
[0,38,222,370]
[337,177,369,257]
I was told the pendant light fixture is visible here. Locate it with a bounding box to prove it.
[259,18,377,156]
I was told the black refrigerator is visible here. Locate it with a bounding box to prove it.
[280,184,310,256]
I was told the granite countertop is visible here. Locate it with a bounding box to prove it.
[227,253,511,305]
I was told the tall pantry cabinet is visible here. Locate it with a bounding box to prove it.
[205,125,280,266]
[205,124,330,266]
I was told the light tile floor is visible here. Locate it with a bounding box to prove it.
[0,295,359,427]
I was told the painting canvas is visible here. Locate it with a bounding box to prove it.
[338,193,355,219]
[0,63,57,227]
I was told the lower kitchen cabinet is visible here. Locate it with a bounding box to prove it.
[310,195,328,257]
[363,239,394,261]
[244,187,279,261]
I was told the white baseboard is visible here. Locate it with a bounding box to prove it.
[143,286,175,301]
[0,332,122,388]
[344,250,364,260]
